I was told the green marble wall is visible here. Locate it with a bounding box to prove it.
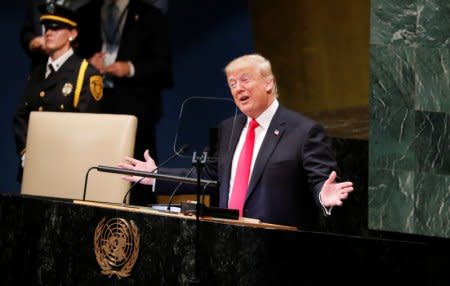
[369,0,450,238]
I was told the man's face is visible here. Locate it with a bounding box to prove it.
[44,25,74,55]
[226,64,274,119]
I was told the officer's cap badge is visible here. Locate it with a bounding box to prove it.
[47,3,55,14]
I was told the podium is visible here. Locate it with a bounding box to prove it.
[0,193,427,285]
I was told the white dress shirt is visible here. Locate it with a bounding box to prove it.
[101,0,135,77]
[228,99,279,201]
[46,48,74,78]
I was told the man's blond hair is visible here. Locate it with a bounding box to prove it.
[225,54,278,97]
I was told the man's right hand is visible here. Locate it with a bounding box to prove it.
[118,149,156,185]
[89,52,105,73]
[28,36,45,52]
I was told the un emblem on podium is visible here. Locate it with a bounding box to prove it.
[94,217,140,278]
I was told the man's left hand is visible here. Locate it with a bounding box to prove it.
[104,61,130,78]
[320,171,354,207]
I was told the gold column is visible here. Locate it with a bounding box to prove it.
[249,0,370,139]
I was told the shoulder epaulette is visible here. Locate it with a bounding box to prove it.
[73,59,89,108]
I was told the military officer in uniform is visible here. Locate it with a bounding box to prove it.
[13,2,103,169]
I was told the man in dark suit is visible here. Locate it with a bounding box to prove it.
[76,0,173,205]
[14,2,103,168]
[119,54,353,228]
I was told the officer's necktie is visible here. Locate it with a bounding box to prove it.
[228,118,259,217]
[47,64,55,78]
[105,1,119,50]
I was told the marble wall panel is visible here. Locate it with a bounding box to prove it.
[370,0,417,45]
[415,48,450,112]
[370,0,450,239]
[416,0,450,47]
[415,172,450,237]
[369,45,416,171]
[414,111,450,175]
[369,168,416,233]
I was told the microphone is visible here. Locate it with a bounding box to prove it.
[121,144,189,204]
[166,166,196,211]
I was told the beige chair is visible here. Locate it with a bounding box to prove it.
[21,111,137,203]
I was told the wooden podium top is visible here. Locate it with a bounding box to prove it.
[73,199,298,232]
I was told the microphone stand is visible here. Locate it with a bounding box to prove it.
[82,165,217,205]
[166,166,195,211]
[185,151,208,285]
[83,166,98,201]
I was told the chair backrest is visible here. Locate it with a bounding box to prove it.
[21,111,137,203]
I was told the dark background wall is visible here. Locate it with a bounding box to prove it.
[0,2,30,194]
[0,0,254,194]
[157,0,254,165]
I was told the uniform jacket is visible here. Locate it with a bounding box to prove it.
[13,53,102,155]
[158,105,339,228]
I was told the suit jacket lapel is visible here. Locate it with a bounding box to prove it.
[221,114,246,206]
[246,106,287,201]
[117,0,136,59]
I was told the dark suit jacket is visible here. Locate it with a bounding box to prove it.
[76,0,173,120]
[76,0,172,161]
[159,105,339,229]
[13,53,102,155]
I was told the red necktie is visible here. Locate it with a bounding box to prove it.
[229,118,259,216]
